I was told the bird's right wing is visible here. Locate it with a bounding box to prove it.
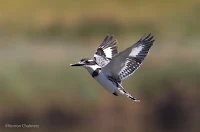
[102,34,154,81]
[94,35,118,67]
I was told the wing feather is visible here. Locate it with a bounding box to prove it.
[94,35,118,67]
[102,33,155,81]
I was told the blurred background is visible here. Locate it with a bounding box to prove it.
[0,0,199,132]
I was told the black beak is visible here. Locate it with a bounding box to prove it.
[70,62,84,66]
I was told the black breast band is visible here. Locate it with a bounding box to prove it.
[92,68,101,77]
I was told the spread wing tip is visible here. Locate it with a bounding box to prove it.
[139,33,155,43]
[102,34,116,45]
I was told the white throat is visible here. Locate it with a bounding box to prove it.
[84,64,101,74]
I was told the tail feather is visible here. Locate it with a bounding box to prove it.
[117,83,140,102]
[127,93,140,102]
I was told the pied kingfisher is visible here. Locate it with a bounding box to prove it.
[70,34,154,102]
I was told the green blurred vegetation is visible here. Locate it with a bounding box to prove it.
[0,0,200,132]
[0,0,200,39]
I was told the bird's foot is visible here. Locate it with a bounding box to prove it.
[112,92,118,96]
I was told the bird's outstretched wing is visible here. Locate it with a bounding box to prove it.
[94,35,118,67]
[102,34,154,81]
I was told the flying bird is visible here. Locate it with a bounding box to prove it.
[70,34,154,102]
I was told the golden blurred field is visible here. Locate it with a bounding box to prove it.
[0,0,200,132]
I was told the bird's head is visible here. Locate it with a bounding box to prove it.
[70,58,96,68]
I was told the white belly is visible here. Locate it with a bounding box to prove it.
[84,65,117,94]
[94,72,117,93]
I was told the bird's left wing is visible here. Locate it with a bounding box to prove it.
[94,35,118,67]
[102,34,154,81]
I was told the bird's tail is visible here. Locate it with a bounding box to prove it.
[126,93,140,102]
[117,83,140,102]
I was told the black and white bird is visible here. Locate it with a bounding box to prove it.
[70,34,154,102]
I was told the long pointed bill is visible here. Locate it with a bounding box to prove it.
[70,62,84,66]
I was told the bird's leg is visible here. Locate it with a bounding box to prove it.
[112,92,118,96]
